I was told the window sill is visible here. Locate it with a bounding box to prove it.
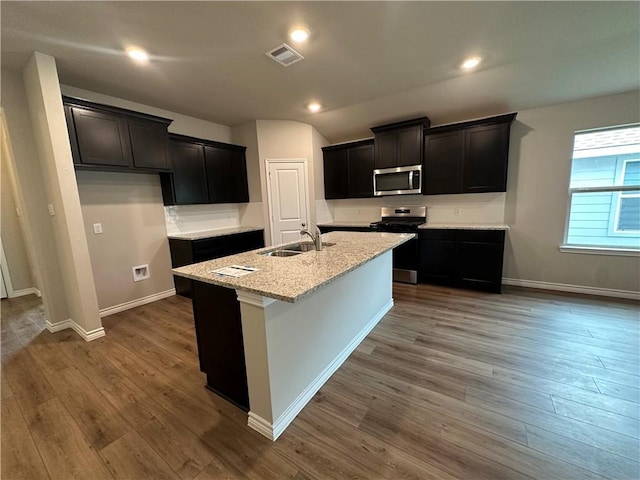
[559,245,640,257]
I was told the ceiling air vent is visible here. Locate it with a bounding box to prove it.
[266,43,304,67]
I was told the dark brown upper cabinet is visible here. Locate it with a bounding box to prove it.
[423,113,517,195]
[322,139,374,199]
[161,134,249,206]
[371,117,430,169]
[63,96,172,172]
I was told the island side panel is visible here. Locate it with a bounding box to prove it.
[191,281,250,411]
[240,251,393,439]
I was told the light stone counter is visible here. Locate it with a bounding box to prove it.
[318,221,374,228]
[173,231,413,303]
[419,223,510,230]
[167,226,263,240]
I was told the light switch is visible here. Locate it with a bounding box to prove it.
[47,204,55,216]
[93,223,103,234]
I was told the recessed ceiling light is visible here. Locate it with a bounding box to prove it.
[127,48,149,63]
[290,28,309,43]
[307,102,321,113]
[461,56,481,70]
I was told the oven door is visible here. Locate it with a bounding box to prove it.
[374,165,422,196]
[392,238,418,284]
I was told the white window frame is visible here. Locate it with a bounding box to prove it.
[614,192,640,234]
[561,125,640,255]
[609,157,640,236]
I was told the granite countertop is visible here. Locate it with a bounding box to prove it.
[318,221,374,228]
[418,223,510,230]
[173,231,413,303]
[167,226,263,240]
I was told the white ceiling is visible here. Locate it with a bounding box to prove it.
[2,1,639,142]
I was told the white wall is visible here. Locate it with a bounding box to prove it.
[232,121,265,230]
[22,53,103,336]
[76,171,174,310]
[504,90,640,294]
[253,120,328,245]
[1,134,35,293]
[1,69,70,324]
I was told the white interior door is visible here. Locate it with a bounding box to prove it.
[267,160,309,245]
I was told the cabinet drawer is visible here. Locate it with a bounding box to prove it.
[418,229,456,241]
[226,231,265,255]
[457,230,505,244]
[192,237,227,262]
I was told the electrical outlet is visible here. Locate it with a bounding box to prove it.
[47,204,55,216]
[93,223,103,234]
[454,208,462,216]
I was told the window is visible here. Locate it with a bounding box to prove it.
[564,124,640,251]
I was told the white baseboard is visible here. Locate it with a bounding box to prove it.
[503,278,640,301]
[99,288,176,317]
[46,318,106,342]
[248,298,394,441]
[247,412,274,440]
[9,287,40,298]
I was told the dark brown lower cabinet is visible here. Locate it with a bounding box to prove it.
[191,281,249,411]
[419,229,505,293]
[169,230,264,298]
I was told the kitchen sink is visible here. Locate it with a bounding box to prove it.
[264,250,301,257]
[260,242,336,257]
[286,241,336,252]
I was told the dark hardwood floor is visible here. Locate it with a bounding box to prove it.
[1,284,638,479]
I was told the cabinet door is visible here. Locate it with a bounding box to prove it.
[226,230,265,255]
[170,141,209,204]
[396,125,423,167]
[374,130,397,169]
[455,240,504,293]
[128,119,170,169]
[347,143,374,197]
[71,107,132,167]
[463,123,510,193]
[228,149,250,203]
[323,148,348,199]
[455,230,505,292]
[192,237,228,262]
[64,105,81,165]
[419,238,457,285]
[423,131,463,195]
[204,146,233,203]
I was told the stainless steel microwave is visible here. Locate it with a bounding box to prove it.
[373,165,422,196]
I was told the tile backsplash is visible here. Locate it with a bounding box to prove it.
[326,192,506,224]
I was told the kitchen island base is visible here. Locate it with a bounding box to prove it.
[238,251,393,440]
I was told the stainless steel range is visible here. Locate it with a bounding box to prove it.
[370,206,426,284]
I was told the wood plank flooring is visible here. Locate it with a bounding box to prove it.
[1,284,638,479]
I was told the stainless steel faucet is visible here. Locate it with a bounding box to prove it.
[300,223,323,251]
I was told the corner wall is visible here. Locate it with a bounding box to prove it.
[1,131,35,293]
[1,70,69,324]
[503,90,640,294]
[254,120,328,245]
[22,52,102,337]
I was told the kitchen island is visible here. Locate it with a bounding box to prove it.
[173,231,413,440]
